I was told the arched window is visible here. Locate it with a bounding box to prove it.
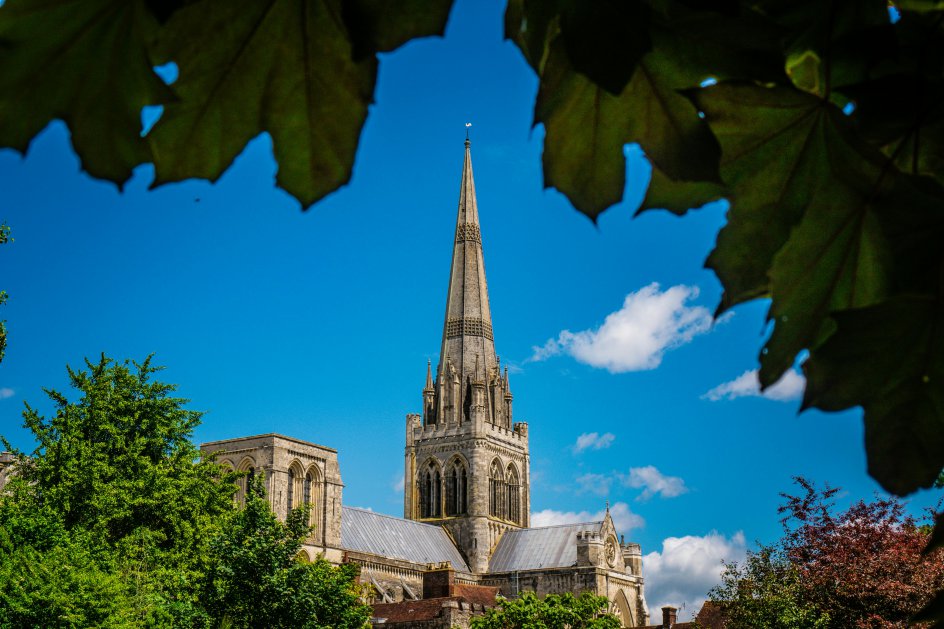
[304,472,313,524]
[236,458,256,506]
[489,459,504,519]
[445,458,468,517]
[506,464,520,525]
[288,468,296,509]
[418,460,443,519]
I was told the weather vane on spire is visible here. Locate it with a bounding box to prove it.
[465,122,472,141]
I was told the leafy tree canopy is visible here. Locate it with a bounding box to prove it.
[202,474,371,629]
[469,590,621,629]
[709,478,944,628]
[0,355,371,628]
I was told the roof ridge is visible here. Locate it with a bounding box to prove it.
[342,505,445,529]
[516,520,602,532]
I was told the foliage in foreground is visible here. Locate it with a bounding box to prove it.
[1,0,942,517]
[469,591,621,629]
[708,478,944,628]
[3,0,944,618]
[0,355,370,628]
[202,474,371,629]
[0,223,10,363]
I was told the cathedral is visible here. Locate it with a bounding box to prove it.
[200,139,651,628]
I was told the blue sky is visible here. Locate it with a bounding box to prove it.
[0,0,939,619]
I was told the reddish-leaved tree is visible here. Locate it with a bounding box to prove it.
[779,478,944,628]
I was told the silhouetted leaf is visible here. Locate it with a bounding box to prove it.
[148,0,377,208]
[536,39,720,219]
[913,590,944,626]
[342,0,455,60]
[696,84,835,311]
[927,513,944,554]
[804,296,944,495]
[559,0,651,95]
[0,0,173,184]
[504,0,560,72]
[636,163,725,216]
[762,179,892,386]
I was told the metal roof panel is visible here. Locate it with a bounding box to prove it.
[340,507,470,571]
[487,521,603,572]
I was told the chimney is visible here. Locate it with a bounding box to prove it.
[662,606,678,628]
[423,562,456,598]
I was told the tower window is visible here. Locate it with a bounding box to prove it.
[445,459,468,517]
[419,461,443,519]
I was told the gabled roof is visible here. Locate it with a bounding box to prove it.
[488,521,603,572]
[340,507,470,571]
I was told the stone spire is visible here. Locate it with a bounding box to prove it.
[437,138,498,396]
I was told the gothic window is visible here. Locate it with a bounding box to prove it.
[236,457,256,506]
[460,465,468,514]
[489,459,505,519]
[288,468,295,509]
[419,460,442,519]
[445,458,468,517]
[506,464,520,525]
[304,466,322,531]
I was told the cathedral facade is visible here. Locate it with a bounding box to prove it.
[200,140,650,628]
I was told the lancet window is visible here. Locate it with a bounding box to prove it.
[419,460,442,519]
[506,463,520,525]
[445,458,468,517]
[236,458,256,506]
[488,459,505,519]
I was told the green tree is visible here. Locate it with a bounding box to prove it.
[201,474,371,629]
[0,354,238,625]
[0,355,374,627]
[709,546,830,629]
[469,591,621,629]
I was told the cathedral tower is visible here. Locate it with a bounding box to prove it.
[404,138,530,573]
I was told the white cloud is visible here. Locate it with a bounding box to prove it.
[530,283,714,373]
[0,388,13,400]
[702,368,805,402]
[644,531,746,621]
[623,465,688,500]
[531,501,644,533]
[572,431,615,453]
[393,474,404,492]
[576,472,612,496]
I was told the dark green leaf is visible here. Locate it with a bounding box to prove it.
[912,590,944,625]
[761,178,893,386]
[636,162,725,216]
[342,0,455,60]
[504,0,561,73]
[536,40,720,219]
[926,512,944,553]
[149,0,377,208]
[697,84,836,311]
[0,0,173,184]
[803,296,944,495]
[559,0,651,95]
[897,0,944,12]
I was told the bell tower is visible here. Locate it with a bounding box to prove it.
[404,137,530,574]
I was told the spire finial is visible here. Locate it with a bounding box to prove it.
[465,122,472,146]
[605,500,610,513]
